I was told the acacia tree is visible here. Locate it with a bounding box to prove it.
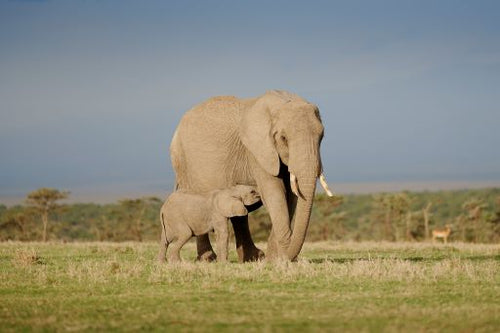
[462,198,488,242]
[403,210,427,241]
[326,211,348,240]
[372,193,411,241]
[489,196,500,242]
[26,188,69,242]
[422,202,433,241]
[118,197,161,241]
[0,210,31,241]
[312,194,345,241]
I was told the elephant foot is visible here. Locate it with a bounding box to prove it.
[157,256,166,263]
[264,251,291,262]
[196,234,217,262]
[266,233,291,262]
[196,250,217,262]
[237,245,265,263]
[265,248,278,261]
[266,238,278,261]
[265,248,288,262]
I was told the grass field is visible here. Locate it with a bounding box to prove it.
[1,241,499,332]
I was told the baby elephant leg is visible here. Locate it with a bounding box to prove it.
[167,225,192,263]
[214,219,230,263]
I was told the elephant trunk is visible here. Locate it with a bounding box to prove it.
[285,138,321,261]
[286,176,317,261]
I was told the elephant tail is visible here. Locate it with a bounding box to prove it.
[157,211,170,262]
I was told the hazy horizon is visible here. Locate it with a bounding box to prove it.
[1,1,499,198]
[2,179,500,206]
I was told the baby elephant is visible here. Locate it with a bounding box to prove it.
[158,185,260,263]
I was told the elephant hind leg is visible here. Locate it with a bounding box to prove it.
[231,215,265,263]
[196,234,217,262]
[168,228,192,263]
[157,239,169,263]
[196,217,264,263]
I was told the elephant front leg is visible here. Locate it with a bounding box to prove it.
[230,215,265,263]
[214,221,230,263]
[266,180,298,260]
[257,177,292,260]
[196,234,217,262]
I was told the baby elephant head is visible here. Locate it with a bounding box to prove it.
[214,185,260,218]
[233,185,260,206]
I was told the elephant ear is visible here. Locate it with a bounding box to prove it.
[215,195,248,218]
[240,101,280,176]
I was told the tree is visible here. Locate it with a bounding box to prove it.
[26,188,69,242]
[403,210,427,241]
[422,202,433,241]
[488,196,500,242]
[314,195,345,241]
[462,198,488,242]
[0,209,30,241]
[372,193,411,241]
[118,197,161,241]
[325,211,348,240]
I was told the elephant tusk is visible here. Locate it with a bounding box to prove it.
[290,173,300,198]
[319,173,334,197]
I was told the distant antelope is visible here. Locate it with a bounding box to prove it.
[432,225,451,244]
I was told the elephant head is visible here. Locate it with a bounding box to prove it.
[214,185,261,218]
[240,90,333,260]
[233,185,261,206]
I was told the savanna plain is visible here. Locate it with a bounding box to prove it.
[1,241,499,332]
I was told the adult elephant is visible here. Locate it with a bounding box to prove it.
[170,90,333,261]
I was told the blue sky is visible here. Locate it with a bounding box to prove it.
[1,0,499,196]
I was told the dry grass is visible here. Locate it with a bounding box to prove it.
[11,248,43,267]
[304,240,500,253]
[0,241,499,332]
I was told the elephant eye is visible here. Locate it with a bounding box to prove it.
[274,131,288,147]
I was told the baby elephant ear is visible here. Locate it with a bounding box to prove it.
[215,195,248,218]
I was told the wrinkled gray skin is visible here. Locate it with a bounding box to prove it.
[158,185,260,263]
[171,90,326,261]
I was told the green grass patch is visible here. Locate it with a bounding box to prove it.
[1,241,499,332]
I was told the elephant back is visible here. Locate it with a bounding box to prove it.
[170,96,249,192]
